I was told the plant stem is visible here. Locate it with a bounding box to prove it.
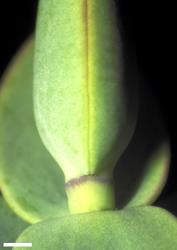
[65,175,115,214]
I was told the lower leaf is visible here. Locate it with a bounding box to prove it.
[15,206,177,250]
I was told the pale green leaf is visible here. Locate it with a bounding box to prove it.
[34,0,138,182]
[15,206,177,250]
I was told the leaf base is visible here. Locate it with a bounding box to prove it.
[65,175,115,214]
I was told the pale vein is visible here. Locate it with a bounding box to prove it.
[83,0,91,171]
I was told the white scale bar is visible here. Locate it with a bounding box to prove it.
[3,243,32,247]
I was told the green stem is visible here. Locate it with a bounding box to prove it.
[65,175,116,214]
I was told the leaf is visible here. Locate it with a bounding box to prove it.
[33,0,170,212]
[0,195,28,246]
[0,38,68,224]
[15,206,177,250]
[114,83,170,208]
[34,0,138,182]
[0,38,170,218]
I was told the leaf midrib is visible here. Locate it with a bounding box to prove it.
[84,0,91,171]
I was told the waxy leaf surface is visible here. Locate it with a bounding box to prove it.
[15,206,177,250]
[34,0,138,181]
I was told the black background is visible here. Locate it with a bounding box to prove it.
[0,1,176,213]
